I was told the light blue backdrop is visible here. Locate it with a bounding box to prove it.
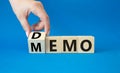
[0,0,120,73]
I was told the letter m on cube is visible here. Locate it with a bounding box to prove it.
[28,32,46,53]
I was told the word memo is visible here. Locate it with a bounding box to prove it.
[28,32,94,53]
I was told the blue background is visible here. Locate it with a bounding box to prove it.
[0,0,120,73]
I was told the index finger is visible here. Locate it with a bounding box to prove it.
[30,2,50,35]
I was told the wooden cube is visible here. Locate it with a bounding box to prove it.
[77,36,94,53]
[28,32,46,53]
[60,36,78,53]
[46,36,62,53]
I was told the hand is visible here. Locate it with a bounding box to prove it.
[9,0,50,37]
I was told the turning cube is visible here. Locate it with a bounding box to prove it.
[28,32,46,53]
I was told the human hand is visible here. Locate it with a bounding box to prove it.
[9,0,50,37]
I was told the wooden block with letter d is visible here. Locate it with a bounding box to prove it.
[28,32,46,53]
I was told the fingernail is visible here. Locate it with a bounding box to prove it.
[46,31,50,36]
[26,32,29,37]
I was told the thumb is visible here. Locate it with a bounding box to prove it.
[19,17,31,37]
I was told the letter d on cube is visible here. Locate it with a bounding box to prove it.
[28,32,46,53]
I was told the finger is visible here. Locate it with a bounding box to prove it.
[32,8,50,35]
[30,2,47,20]
[30,2,50,35]
[31,21,44,31]
[19,17,31,37]
[44,19,50,35]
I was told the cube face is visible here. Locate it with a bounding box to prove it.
[46,37,62,53]
[28,32,46,53]
[61,36,78,53]
[28,32,46,41]
[77,36,94,53]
